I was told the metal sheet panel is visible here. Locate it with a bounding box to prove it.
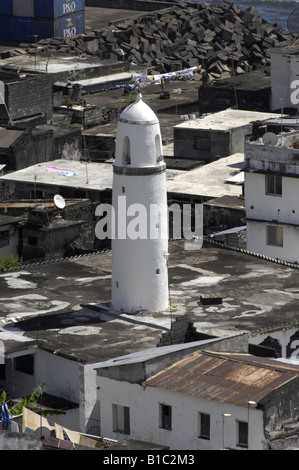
[0,16,13,41]
[12,16,35,42]
[143,351,299,408]
[0,0,13,15]
[35,11,84,39]
[34,0,85,19]
[13,0,34,17]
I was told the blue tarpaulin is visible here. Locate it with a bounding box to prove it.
[0,403,11,427]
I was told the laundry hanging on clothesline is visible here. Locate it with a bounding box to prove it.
[150,65,202,85]
[115,65,201,91]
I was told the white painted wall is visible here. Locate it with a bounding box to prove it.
[2,348,80,431]
[245,139,299,176]
[245,172,299,225]
[245,171,299,262]
[35,349,80,404]
[246,220,299,263]
[79,362,100,434]
[111,172,168,313]
[96,375,266,450]
[111,94,169,313]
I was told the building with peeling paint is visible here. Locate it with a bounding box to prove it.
[95,348,299,450]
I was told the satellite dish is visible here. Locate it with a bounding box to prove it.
[262,132,278,146]
[287,8,299,38]
[34,426,51,440]
[54,194,66,209]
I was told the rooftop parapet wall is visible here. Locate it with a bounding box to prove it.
[244,134,299,176]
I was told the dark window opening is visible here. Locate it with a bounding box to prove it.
[0,230,9,248]
[238,421,248,448]
[266,174,282,196]
[160,404,172,430]
[199,412,210,439]
[0,364,6,380]
[28,236,38,246]
[14,354,34,375]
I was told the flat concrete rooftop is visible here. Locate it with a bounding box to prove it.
[174,109,282,131]
[0,159,113,192]
[0,158,181,193]
[0,153,244,200]
[1,240,299,363]
[167,152,244,199]
[0,54,107,75]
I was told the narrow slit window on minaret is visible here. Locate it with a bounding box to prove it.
[122,136,131,165]
[156,269,160,274]
[122,186,125,193]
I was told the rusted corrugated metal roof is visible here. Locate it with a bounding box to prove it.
[143,351,299,408]
[0,128,23,148]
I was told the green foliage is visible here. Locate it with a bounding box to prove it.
[0,254,20,272]
[1,383,66,417]
[9,399,27,416]
[0,390,6,404]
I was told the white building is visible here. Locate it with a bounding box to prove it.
[111,92,169,313]
[245,130,299,263]
[95,345,299,450]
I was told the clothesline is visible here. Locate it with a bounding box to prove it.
[114,65,202,90]
[151,65,202,85]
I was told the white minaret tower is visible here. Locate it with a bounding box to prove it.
[111,92,169,313]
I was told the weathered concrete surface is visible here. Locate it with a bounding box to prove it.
[84,6,150,30]
[0,431,42,450]
[0,240,299,363]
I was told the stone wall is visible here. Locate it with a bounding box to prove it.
[0,127,82,171]
[0,75,53,125]
[261,376,299,450]
[157,315,202,346]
